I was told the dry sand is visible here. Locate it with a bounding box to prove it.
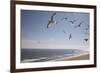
[63,51,89,61]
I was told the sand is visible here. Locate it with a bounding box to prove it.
[22,51,89,63]
[63,51,89,61]
[48,51,89,61]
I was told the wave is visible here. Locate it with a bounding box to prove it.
[21,53,76,63]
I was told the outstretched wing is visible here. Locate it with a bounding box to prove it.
[84,38,88,42]
[47,21,51,28]
[51,13,56,21]
[79,22,82,26]
[79,21,84,26]
[47,13,56,28]
[69,34,72,40]
[69,20,76,24]
[74,21,83,28]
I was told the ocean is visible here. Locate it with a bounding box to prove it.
[21,49,82,63]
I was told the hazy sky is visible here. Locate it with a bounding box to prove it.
[21,10,90,50]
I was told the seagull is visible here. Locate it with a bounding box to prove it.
[69,34,72,40]
[74,21,83,28]
[47,13,57,28]
[84,38,88,42]
[62,30,72,40]
[69,20,76,24]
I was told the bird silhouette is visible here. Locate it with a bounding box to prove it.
[84,38,88,42]
[62,30,72,40]
[69,34,72,40]
[69,20,76,24]
[47,13,57,28]
[74,21,83,28]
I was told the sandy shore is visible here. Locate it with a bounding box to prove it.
[48,51,89,61]
[62,51,89,61]
[22,51,89,63]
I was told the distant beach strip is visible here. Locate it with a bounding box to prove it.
[57,51,89,61]
[21,50,89,63]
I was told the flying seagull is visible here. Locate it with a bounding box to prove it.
[84,38,88,42]
[74,21,83,28]
[69,20,76,24]
[47,13,57,28]
[69,34,72,40]
[62,30,72,40]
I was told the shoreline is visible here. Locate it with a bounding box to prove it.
[57,51,89,61]
[21,51,89,63]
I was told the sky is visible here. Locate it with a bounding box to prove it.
[21,9,90,50]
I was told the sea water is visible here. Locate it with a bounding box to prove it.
[21,49,82,63]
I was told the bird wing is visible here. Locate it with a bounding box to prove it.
[47,13,56,28]
[74,21,83,28]
[69,34,72,40]
[79,22,82,26]
[47,21,51,28]
[84,39,88,42]
[69,20,76,23]
[51,13,56,21]
[69,21,73,23]
[79,21,84,26]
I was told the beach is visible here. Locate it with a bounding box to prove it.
[49,51,89,61]
[62,51,89,61]
[21,49,89,63]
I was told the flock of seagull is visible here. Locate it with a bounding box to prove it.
[46,13,89,42]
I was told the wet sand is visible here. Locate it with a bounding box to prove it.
[63,51,89,61]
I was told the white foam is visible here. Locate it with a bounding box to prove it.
[22,57,47,63]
